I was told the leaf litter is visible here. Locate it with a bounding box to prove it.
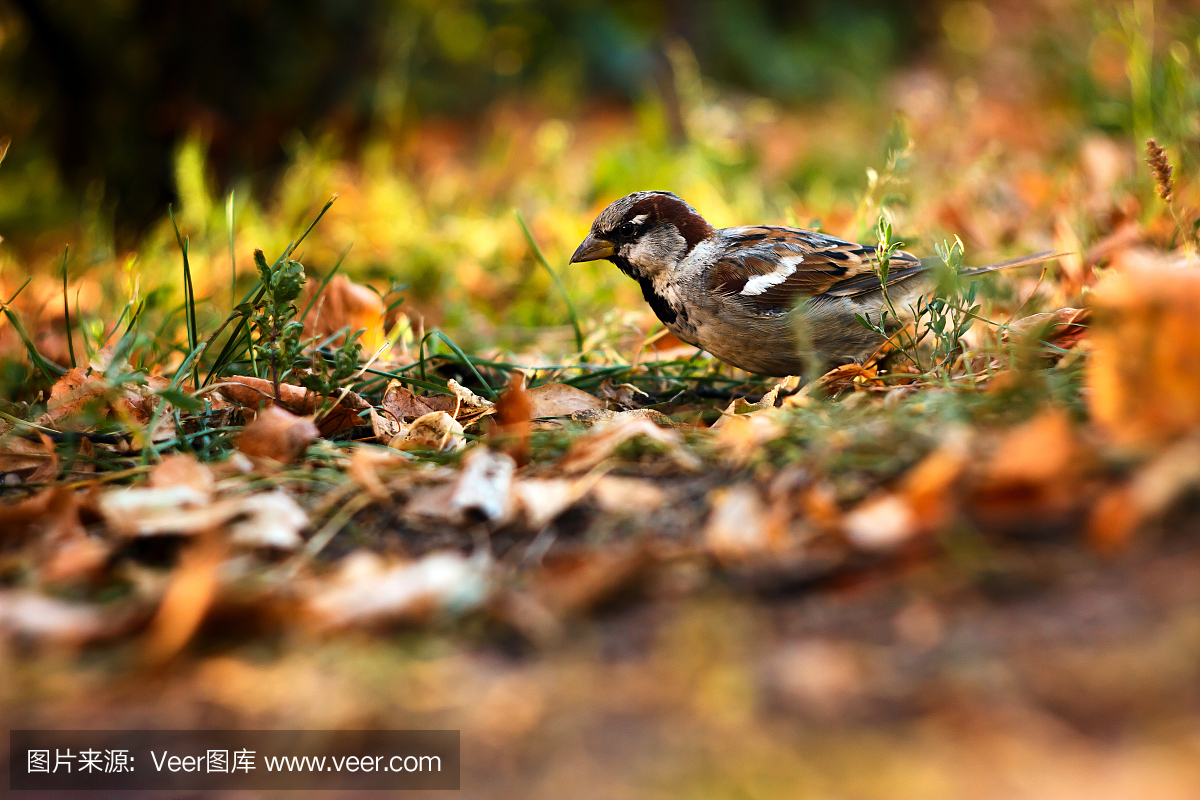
[2,73,1200,798]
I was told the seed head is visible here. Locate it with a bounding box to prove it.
[1145,139,1174,204]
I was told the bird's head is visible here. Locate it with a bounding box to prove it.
[569,191,714,279]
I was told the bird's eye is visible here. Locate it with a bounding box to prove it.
[618,221,638,237]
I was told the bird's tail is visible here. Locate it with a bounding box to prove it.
[957,250,1064,277]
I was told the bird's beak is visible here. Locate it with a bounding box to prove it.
[569,233,616,263]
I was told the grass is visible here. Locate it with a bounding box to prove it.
[0,4,1194,500]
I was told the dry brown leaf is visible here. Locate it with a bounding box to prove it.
[493,372,532,465]
[843,494,917,552]
[448,378,495,410]
[510,478,587,530]
[969,410,1087,528]
[1008,307,1091,351]
[1088,263,1200,446]
[214,376,369,415]
[407,447,514,526]
[303,274,388,353]
[0,433,52,474]
[380,379,435,422]
[41,366,108,429]
[237,405,320,463]
[143,533,226,664]
[349,445,410,499]
[528,383,605,418]
[0,487,84,540]
[306,551,490,629]
[596,379,647,409]
[705,485,788,563]
[559,417,700,474]
[39,535,112,585]
[149,453,215,494]
[712,412,785,465]
[570,407,678,428]
[533,545,652,618]
[1088,435,1200,552]
[808,363,879,398]
[388,410,466,453]
[589,476,667,515]
[26,433,59,484]
[897,429,971,528]
[369,407,403,443]
[0,590,131,645]
[98,485,307,547]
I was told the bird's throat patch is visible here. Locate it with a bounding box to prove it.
[637,275,679,326]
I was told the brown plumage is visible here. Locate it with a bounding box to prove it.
[570,191,1060,376]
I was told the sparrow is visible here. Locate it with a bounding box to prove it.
[569,191,1058,376]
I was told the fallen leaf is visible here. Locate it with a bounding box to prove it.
[559,417,701,473]
[448,378,494,409]
[213,376,369,418]
[389,410,466,452]
[0,487,84,539]
[843,494,917,552]
[380,380,435,422]
[1088,263,1200,446]
[370,407,403,443]
[0,434,52,475]
[528,383,604,418]
[705,485,787,562]
[98,486,307,548]
[597,379,647,409]
[533,545,652,617]
[896,428,971,529]
[237,406,320,463]
[1008,307,1091,351]
[493,372,532,465]
[0,590,133,645]
[451,448,515,523]
[40,366,108,429]
[969,410,1087,529]
[589,476,667,516]
[510,478,587,529]
[26,433,59,484]
[227,491,310,549]
[303,274,388,353]
[807,363,880,398]
[570,407,679,428]
[1088,435,1200,552]
[149,453,215,494]
[143,533,226,664]
[306,551,490,629]
[712,412,785,465]
[349,445,410,499]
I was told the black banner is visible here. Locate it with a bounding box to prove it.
[8,730,459,791]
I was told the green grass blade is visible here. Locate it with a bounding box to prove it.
[420,330,497,399]
[0,305,60,381]
[515,210,583,354]
[60,246,76,368]
[226,191,237,310]
[286,194,338,260]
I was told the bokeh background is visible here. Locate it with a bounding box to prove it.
[4,3,1200,798]
[1,0,1196,366]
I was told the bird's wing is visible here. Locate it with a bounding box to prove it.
[706,226,925,311]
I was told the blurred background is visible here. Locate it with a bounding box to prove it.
[0,0,1196,368]
[4,4,1200,799]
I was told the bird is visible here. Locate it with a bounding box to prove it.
[569,190,1059,376]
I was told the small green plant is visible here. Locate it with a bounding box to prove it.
[246,248,307,401]
[856,219,979,378]
[854,216,923,370]
[243,249,363,402]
